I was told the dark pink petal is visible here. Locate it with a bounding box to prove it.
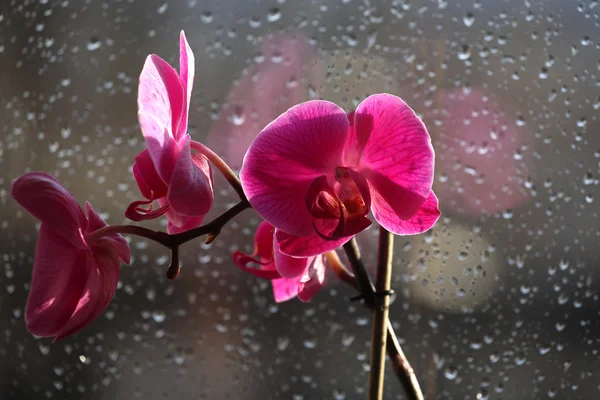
[138,54,185,183]
[297,255,326,302]
[232,252,281,280]
[12,172,87,248]
[125,199,170,222]
[354,94,435,219]
[372,190,440,235]
[177,31,194,141]
[132,149,168,200]
[53,244,121,341]
[25,225,89,338]
[273,232,314,278]
[254,221,275,260]
[167,136,214,217]
[162,200,204,234]
[272,277,301,303]
[85,202,130,265]
[240,100,349,237]
[276,229,353,258]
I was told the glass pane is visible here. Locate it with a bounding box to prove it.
[1,0,598,399]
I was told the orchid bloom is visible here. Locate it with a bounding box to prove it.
[11,172,130,341]
[240,94,440,258]
[126,31,214,234]
[233,221,327,302]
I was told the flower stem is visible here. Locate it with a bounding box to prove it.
[370,227,393,400]
[338,238,424,400]
[87,199,251,278]
[191,140,246,201]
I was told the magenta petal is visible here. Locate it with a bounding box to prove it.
[276,229,352,258]
[273,233,313,278]
[232,252,281,280]
[297,255,326,302]
[138,54,185,183]
[354,94,435,219]
[254,221,275,260]
[25,225,89,338]
[132,149,168,199]
[167,135,214,218]
[177,31,194,141]
[240,100,349,237]
[272,277,301,303]
[85,202,130,264]
[12,172,87,248]
[374,190,441,235]
[53,245,121,341]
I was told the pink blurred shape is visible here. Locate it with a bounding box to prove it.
[12,172,130,341]
[207,34,320,170]
[434,87,532,215]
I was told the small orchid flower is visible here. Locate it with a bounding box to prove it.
[11,172,130,341]
[240,94,440,257]
[126,31,214,234]
[233,221,327,302]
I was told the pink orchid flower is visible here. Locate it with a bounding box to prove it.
[233,221,327,302]
[11,172,130,341]
[434,87,532,215]
[240,94,441,258]
[207,34,319,170]
[126,31,214,234]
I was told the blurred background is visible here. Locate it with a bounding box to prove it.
[1,0,599,399]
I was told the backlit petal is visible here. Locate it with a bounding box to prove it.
[85,202,130,265]
[167,135,214,218]
[372,190,440,235]
[297,255,326,302]
[25,225,89,338]
[177,31,194,140]
[240,100,349,237]
[272,277,301,303]
[12,172,86,247]
[273,232,314,278]
[276,229,353,258]
[138,54,185,183]
[354,94,434,219]
[132,149,168,200]
[53,244,121,341]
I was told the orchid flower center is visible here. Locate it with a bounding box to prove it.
[305,167,372,241]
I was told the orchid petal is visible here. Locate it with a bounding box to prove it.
[276,229,353,258]
[272,277,302,303]
[372,190,441,235]
[12,172,87,248]
[240,100,349,237]
[254,221,275,260]
[354,94,435,219]
[232,252,281,280]
[53,244,121,341]
[25,225,89,338]
[177,30,194,140]
[297,255,326,302]
[273,233,314,278]
[138,54,185,183]
[132,149,168,200]
[167,135,214,218]
[85,202,130,265]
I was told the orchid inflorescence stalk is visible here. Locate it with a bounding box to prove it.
[11,31,439,400]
